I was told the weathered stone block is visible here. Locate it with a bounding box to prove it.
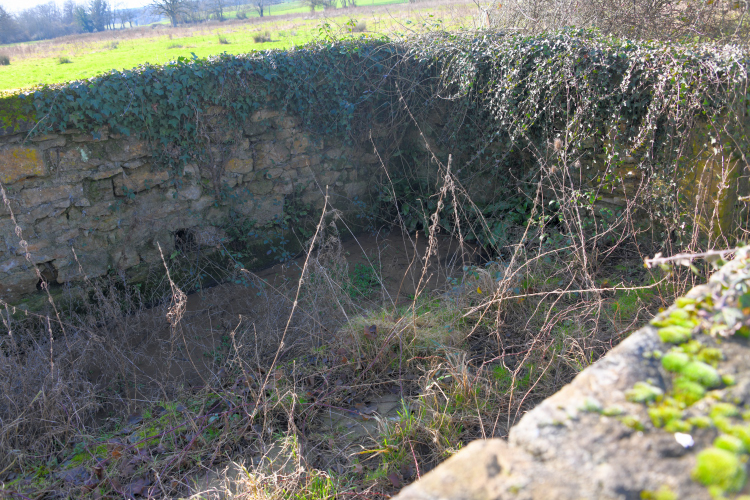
[20,184,84,208]
[273,115,299,129]
[35,137,66,150]
[190,226,227,247]
[112,246,141,270]
[14,240,69,264]
[345,181,368,198]
[226,157,254,174]
[265,167,285,179]
[106,138,150,162]
[246,178,274,195]
[179,185,202,201]
[0,146,46,184]
[55,228,81,245]
[30,134,59,142]
[255,142,291,169]
[324,147,343,159]
[87,163,123,181]
[251,109,279,122]
[55,249,108,282]
[362,153,378,163]
[287,155,319,170]
[220,174,240,188]
[0,265,38,302]
[190,195,215,212]
[114,166,170,195]
[243,121,268,137]
[287,136,312,155]
[252,195,284,223]
[273,183,294,195]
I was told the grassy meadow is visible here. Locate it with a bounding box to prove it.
[0,0,476,92]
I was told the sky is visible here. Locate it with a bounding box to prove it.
[1,0,151,12]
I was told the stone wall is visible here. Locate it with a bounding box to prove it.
[394,251,750,500]
[0,108,380,306]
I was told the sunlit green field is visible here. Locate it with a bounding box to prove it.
[230,0,411,19]
[0,0,472,92]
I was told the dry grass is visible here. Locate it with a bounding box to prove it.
[0,201,684,499]
[253,31,273,42]
[489,0,749,43]
[0,29,733,497]
[0,102,699,499]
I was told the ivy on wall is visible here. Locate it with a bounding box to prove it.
[1,29,747,249]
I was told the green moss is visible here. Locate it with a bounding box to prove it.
[691,447,746,493]
[652,308,697,329]
[581,398,603,413]
[640,485,678,500]
[658,325,692,344]
[711,403,740,420]
[673,376,706,405]
[722,374,736,386]
[662,351,690,372]
[626,381,664,404]
[679,340,703,355]
[675,298,697,308]
[688,416,713,428]
[681,361,721,388]
[714,416,734,434]
[619,415,645,431]
[727,425,750,450]
[648,403,683,428]
[715,434,746,454]
[602,406,625,417]
[664,419,692,433]
[0,92,37,132]
[696,347,723,366]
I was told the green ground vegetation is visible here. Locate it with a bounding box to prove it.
[0,1,464,92]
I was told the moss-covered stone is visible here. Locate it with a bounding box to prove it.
[681,361,721,388]
[626,381,664,404]
[661,351,690,372]
[691,447,746,494]
[658,325,692,344]
[697,347,723,366]
[714,434,746,454]
[688,415,713,428]
[640,486,677,500]
[648,402,683,428]
[673,376,705,405]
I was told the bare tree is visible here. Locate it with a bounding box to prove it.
[120,8,137,27]
[151,0,188,26]
[0,5,21,43]
[254,0,265,17]
[211,0,226,20]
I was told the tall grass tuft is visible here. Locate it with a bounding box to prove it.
[253,31,272,43]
